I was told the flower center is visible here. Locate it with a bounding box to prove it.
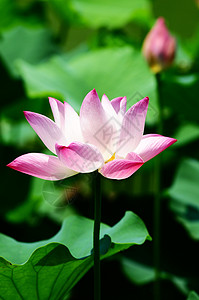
[105,153,115,164]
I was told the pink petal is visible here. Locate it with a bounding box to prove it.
[111,96,127,116]
[110,97,124,113]
[49,97,65,131]
[116,97,149,157]
[24,111,67,154]
[134,134,177,162]
[102,95,126,124]
[56,142,104,173]
[7,153,77,180]
[99,153,144,180]
[101,94,117,118]
[101,94,122,154]
[64,102,83,144]
[125,152,143,161]
[80,89,112,160]
[119,96,127,117]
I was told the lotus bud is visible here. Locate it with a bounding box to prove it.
[142,17,176,73]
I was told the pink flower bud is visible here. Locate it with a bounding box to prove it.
[142,17,176,73]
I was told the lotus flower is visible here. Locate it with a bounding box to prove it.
[142,17,176,73]
[7,89,176,180]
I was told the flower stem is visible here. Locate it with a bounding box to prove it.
[93,171,101,300]
[154,72,163,300]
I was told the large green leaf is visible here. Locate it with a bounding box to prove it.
[167,159,199,239]
[0,26,55,77]
[17,46,158,124]
[187,292,199,300]
[0,211,150,299]
[50,0,152,29]
[0,245,90,300]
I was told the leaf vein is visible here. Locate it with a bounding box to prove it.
[56,260,92,300]
[47,265,65,300]
[30,261,40,300]
[11,269,25,300]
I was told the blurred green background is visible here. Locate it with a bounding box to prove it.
[1,0,199,299]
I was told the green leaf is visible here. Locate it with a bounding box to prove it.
[17,46,158,124]
[50,0,152,29]
[187,291,199,300]
[121,258,189,294]
[0,0,43,31]
[0,26,55,77]
[0,244,89,300]
[0,118,36,148]
[0,0,19,29]
[175,25,199,67]
[0,211,150,298]
[161,73,199,123]
[122,257,155,285]
[174,37,193,70]
[173,123,199,147]
[168,159,199,209]
[167,159,199,239]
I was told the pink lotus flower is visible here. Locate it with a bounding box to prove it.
[142,17,176,73]
[7,89,176,180]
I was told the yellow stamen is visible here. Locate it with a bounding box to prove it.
[98,153,116,173]
[105,153,115,163]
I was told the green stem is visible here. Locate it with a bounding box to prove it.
[154,72,163,300]
[93,171,101,300]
